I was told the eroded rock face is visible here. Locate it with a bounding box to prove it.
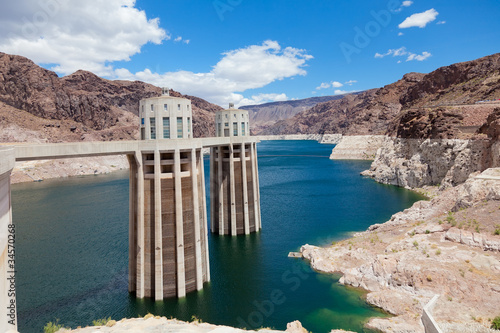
[362,137,497,189]
[388,108,464,140]
[329,135,386,160]
[479,107,500,141]
[0,52,222,138]
[265,53,500,136]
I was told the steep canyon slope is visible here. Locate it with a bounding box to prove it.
[264,53,500,136]
[0,52,222,142]
[239,94,357,134]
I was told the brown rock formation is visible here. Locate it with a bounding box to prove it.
[264,53,500,137]
[479,107,500,140]
[389,107,464,139]
[0,52,221,142]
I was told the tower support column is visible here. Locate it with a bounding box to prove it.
[210,138,261,235]
[129,143,209,299]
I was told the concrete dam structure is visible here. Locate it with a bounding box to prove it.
[0,92,262,332]
[132,92,209,299]
[210,104,261,235]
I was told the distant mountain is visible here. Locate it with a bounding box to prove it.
[0,52,222,143]
[240,94,361,134]
[263,53,500,137]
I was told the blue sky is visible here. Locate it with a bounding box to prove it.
[0,0,499,107]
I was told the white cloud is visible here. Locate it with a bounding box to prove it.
[0,0,168,76]
[174,36,190,44]
[375,47,408,58]
[115,40,313,106]
[437,21,446,25]
[334,89,349,95]
[406,51,431,61]
[393,0,413,12]
[315,80,345,90]
[398,32,404,36]
[399,8,439,29]
[375,47,431,62]
[345,80,357,86]
[237,93,288,107]
[316,82,331,90]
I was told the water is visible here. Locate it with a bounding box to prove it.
[12,140,424,333]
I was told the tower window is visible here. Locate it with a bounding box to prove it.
[177,117,183,138]
[151,104,154,111]
[150,118,156,139]
[163,117,170,139]
[164,104,168,111]
[241,122,245,136]
[233,122,238,136]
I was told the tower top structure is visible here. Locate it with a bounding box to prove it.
[215,104,249,137]
[139,90,192,140]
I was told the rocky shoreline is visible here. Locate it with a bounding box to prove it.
[57,317,339,333]
[301,167,500,333]
[320,134,500,332]
[10,155,129,184]
[329,135,386,160]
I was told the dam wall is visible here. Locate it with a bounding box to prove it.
[0,147,17,333]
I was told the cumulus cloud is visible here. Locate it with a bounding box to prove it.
[406,51,431,61]
[398,32,404,36]
[115,40,313,106]
[334,90,349,95]
[316,81,344,90]
[393,0,413,12]
[344,80,357,86]
[399,8,439,28]
[0,0,168,76]
[375,47,431,62]
[375,47,408,58]
[437,21,446,25]
[237,93,288,107]
[316,82,331,90]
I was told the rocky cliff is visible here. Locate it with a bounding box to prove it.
[240,94,357,134]
[0,52,222,141]
[264,53,500,136]
[362,107,500,189]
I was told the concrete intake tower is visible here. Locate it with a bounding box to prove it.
[129,90,209,299]
[210,104,262,235]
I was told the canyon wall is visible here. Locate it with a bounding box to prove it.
[361,138,498,189]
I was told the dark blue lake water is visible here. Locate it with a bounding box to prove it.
[12,140,424,333]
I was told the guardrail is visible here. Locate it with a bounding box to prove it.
[421,295,443,333]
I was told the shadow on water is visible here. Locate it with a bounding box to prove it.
[12,141,424,333]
